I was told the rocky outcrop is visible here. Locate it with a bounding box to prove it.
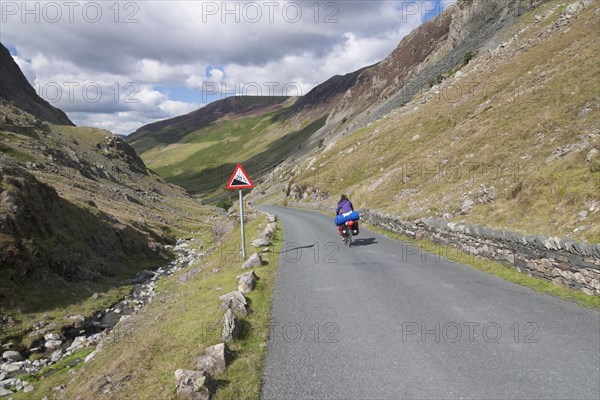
[0,156,164,284]
[97,136,147,175]
[337,0,549,131]
[330,4,453,125]
[0,43,73,125]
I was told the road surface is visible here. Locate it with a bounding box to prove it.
[260,206,600,400]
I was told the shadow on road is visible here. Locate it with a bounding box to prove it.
[278,243,315,254]
[351,238,378,247]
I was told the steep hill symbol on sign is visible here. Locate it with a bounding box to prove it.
[226,164,254,190]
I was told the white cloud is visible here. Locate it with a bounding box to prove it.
[2,1,432,135]
[12,54,35,84]
[158,100,199,116]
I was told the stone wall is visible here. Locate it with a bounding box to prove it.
[295,202,600,296]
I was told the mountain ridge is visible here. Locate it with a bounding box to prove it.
[251,0,600,243]
[0,43,74,126]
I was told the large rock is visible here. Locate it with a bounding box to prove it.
[289,184,302,201]
[44,333,63,351]
[221,309,240,343]
[263,222,277,239]
[44,333,60,341]
[193,343,232,375]
[1,351,22,362]
[50,350,63,362]
[45,339,63,351]
[218,291,248,316]
[174,369,216,400]
[66,336,88,352]
[251,238,271,248]
[0,363,20,373]
[241,253,262,269]
[236,271,259,294]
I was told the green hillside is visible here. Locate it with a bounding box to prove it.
[130,97,327,202]
[274,0,600,243]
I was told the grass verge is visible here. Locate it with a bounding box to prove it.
[11,213,282,399]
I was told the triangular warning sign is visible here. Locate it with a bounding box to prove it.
[226,164,254,190]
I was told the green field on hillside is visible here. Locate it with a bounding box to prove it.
[135,106,326,201]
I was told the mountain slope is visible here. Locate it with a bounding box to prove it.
[0,59,213,355]
[129,96,301,200]
[128,0,541,202]
[128,58,367,201]
[254,0,600,243]
[0,43,74,126]
[128,95,291,154]
[0,100,212,302]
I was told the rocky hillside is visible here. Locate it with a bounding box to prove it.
[0,100,212,294]
[332,0,540,133]
[0,43,73,126]
[0,82,215,358]
[252,0,599,243]
[0,44,283,400]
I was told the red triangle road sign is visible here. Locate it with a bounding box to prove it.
[226,164,255,190]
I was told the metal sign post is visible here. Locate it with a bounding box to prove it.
[226,164,254,260]
[239,189,246,259]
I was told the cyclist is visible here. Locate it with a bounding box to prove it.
[336,194,354,237]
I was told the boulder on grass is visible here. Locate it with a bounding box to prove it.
[193,343,232,375]
[263,222,277,239]
[251,237,271,247]
[221,309,240,343]
[174,369,216,400]
[2,351,23,362]
[218,291,248,316]
[241,253,262,269]
[236,271,259,294]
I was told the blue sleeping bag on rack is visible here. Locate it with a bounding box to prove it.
[335,211,360,226]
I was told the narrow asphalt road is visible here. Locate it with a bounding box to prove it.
[259,206,600,400]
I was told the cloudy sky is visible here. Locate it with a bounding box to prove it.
[2,0,452,135]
